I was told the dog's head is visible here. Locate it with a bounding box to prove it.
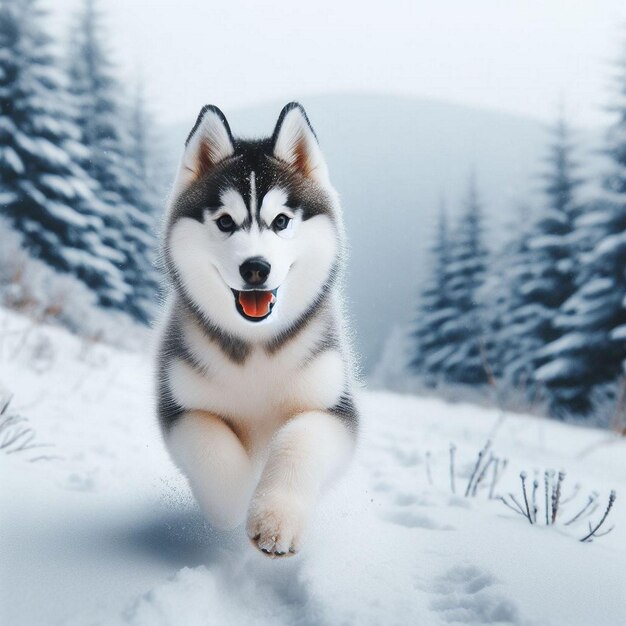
[164,103,343,341]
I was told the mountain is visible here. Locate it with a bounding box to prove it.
[162,94,561,373]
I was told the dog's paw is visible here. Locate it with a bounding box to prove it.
[246,493,308,558]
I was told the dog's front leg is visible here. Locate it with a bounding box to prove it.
[166,410,255,530]
[246,410,355,557]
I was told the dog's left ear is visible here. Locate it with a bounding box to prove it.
[272,103,330,186]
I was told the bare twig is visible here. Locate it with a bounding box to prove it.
[479,341,508,441]
[449,444,456,494]
[564,493,598,526]
[425,451,433,486]
[29,453,64,463]
[531,477,539,523]
[472,454,495,496]
[488,458,500,500]
[500,495,527,517]
[0,396,55,460]
[0,415,33,449]
[498,464,617,543]
[0,392,13,415]
[488,457,508,500]
[543,470,550,526]
[580,491,617,542]
[509,492,532,522]
[520,472,533,524]
[561,483,581,506]
[592,525,615,539]
[465,439,492,497]
[552,471,565,524]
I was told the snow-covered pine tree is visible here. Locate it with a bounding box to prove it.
[542,50,626,417]
[67,0,159,323]
[122,81,162,321]
[67,0,129,205]
[410,200,458,386]
[440,174,489,385]
[0,0,127,307]
[496,116,583,416]
[481,204,536,392]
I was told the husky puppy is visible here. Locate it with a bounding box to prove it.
[157,103,358,557]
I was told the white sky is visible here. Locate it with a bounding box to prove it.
[48,0,626,128]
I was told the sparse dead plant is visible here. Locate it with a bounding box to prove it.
[500,469,616,543]
[0,389,58,462]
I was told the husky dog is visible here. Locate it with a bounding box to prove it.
[157,103,358,557]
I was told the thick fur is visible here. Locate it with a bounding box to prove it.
[156,103,358,557]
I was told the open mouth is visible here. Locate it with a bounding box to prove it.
[231,288,278,322]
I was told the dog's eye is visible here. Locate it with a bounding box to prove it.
[272,214,291,231]
[216,214,236,232]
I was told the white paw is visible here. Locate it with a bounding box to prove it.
[246,493,308,558]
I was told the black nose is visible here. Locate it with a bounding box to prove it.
[239,258,271,286]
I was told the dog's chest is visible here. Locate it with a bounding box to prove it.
[212,347,308,418]
[168,316,345,439]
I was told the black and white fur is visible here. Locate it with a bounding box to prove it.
[157,103,358,557]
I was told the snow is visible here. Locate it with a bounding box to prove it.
[0,190,17,206]
[591,230,626,262]
[0,115,17,134]
[45,200,94,229]
[536,331,600,358]
[535,356,586,381]
[0,145,25,175]
[14,132,70,167]
[2,308,626,626]
[526,234,564,250]
[612,324,626,340]
[574,277,614,298]
[0,227,145,348]
[40,174,78,200]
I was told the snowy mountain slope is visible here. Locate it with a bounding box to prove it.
[163,94,565,372]
[1,309,625,626]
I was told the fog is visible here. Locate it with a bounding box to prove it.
[49,0,626,128]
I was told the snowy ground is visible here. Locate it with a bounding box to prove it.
[2,309,626,626]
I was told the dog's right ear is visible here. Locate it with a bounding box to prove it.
[170,105,235,201]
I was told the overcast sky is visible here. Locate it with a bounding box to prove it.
[49,0,626,129]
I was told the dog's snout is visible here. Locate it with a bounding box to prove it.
[239,257,271,286]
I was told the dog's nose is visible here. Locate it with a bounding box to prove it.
[239,258,271,286]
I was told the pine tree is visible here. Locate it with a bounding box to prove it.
[67,0,158,322]
[483,205,536,392]
[0,0,127,306]
[494,117,583,415]
[543,49,626,416]
[128,81,152,187]
[67,0,130,203]
[410,200,457,385]
[440,175,489,385]
[122,81,161,320]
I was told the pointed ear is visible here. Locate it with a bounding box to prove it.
[272,103,329,185]
[185,104,235,174]
[170,105,234,200]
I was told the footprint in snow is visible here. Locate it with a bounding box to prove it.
[390,446,421,467]
[427,564,521,625]
[371,479,394,493]
[394,491,435,507]
[384,509,455,531]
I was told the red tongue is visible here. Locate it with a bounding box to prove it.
[238,291,274,318]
